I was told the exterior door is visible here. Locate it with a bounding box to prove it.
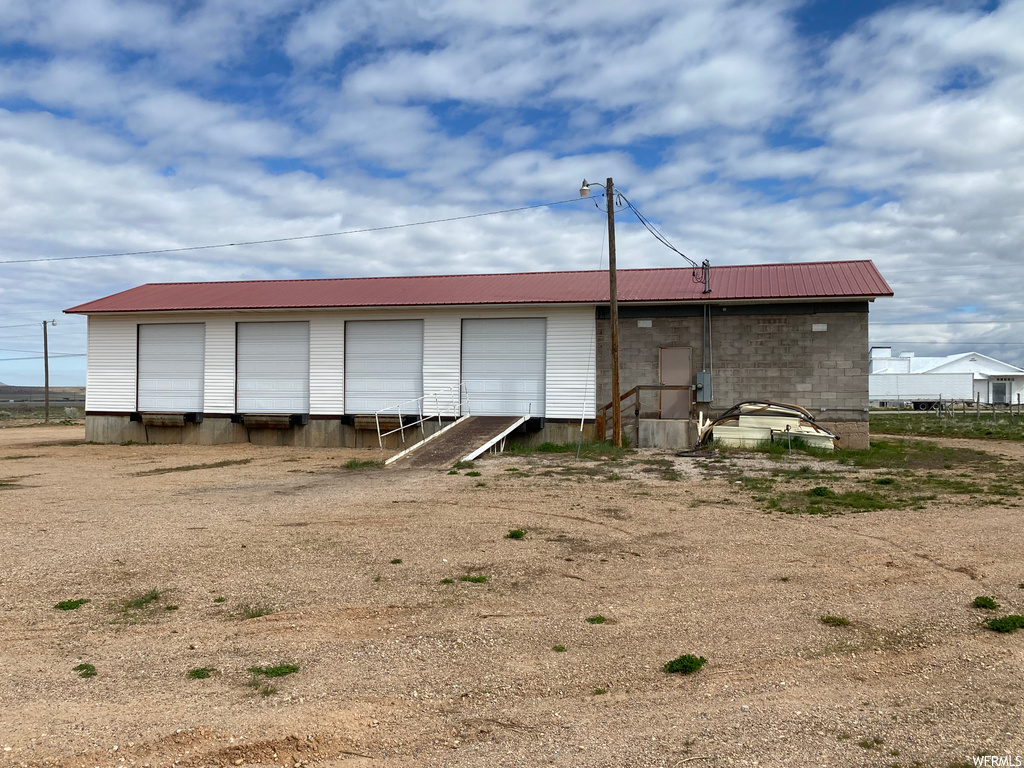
[137,323,205,412]
[344,320,424,414]
[461,318,546,416]
[660,347,692,419]
[236,322,310,413]
[992,381,1009,405]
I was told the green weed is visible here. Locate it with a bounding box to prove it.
[390,558,402,564]
[248,663,299,678]
[54,598,90,611]
[505,529,527,540]
[459,575,487,583]
[663,654,707,674]
[986,615,1024,633]
[821,615,850,627]
[123,589,161,610]
[73,663,97,678]
[466,471,482,477]
[553,645,566,652]
[187,667,216,679]
[972,596,998,610]
[240,603,273,619]
[585,615,606,625]
[343,459,382,469]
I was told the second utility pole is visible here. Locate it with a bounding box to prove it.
[606,177,622,448]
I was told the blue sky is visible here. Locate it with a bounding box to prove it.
[1,0,1022,385]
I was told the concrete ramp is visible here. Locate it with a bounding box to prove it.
[388,415,525,468]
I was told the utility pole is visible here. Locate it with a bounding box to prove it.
[42,319,55,423]
[606,177,622,448]
[42,319,50,423]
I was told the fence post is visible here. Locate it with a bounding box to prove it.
[976,393,980,420]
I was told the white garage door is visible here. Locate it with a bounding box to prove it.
[462,318,546,416]
[236,322,309,413]
[345,320,424,414]
[137,323,205,412]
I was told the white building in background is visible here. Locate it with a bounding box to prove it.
[869,347,1024,407]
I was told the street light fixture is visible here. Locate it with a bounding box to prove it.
[580,177,622,447]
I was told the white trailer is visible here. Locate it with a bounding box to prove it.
[869,372,974,409]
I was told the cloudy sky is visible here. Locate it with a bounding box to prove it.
[1,0,1021,385]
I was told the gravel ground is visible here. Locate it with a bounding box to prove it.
[1,425,1022,768]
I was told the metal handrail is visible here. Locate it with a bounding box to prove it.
[596,384,694,444]
[375,384,471,449]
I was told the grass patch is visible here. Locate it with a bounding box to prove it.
[390,558,402,564]
[465,471,482,477]
[508,439,632,461]
[213,596,226,603]
[239,603,273,619]
[73,663,96,678]
[838,439,997,471]
[343,459,382,470]
[452,460,474,470]
[248,663,299,678]
[585,615,606,625]
[857,736,884,750]
[663,654,707,675]
[458,575,488,583]
[133,459,252,476]
[164,604,179,611]
[187,667,216,679]
[447,469,459,474]
[871,411,1024,441]
[123,588,161,610]
[246,663,298,697]
[593,688,608,695]
[439,578,455,584]
[505,529,526,540]
[553,645,566,652]
[820,615,850,627]
[986,615,1024,633]
[54,598,90,611]
[972,596,999,610]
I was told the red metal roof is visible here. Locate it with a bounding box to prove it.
[65,260,892,314]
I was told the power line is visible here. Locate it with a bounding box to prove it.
[872,320,1024,326]
[0,353,85,361]
[0,198,584,265]
[868,340,1024,346]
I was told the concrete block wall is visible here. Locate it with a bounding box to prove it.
[596,303,872,449]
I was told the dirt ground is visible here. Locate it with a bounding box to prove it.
[1,425,1022,768]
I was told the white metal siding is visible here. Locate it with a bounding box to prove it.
[82,306,598,419]
[202,317,236,413]
[137,324,205,411]
[236,322,310,413]
[462,318,546,416]
[422,315,462,413]
[345,320,423,414]
[544,308,596,419]
[310,316,345,415]
[85,315,138,411]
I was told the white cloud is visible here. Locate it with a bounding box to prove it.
[2,0,1024,384]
